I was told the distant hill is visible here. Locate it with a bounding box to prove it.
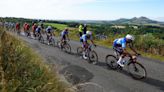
[1,16,164,26]
[62,17,164,26]
[111,17,163,25]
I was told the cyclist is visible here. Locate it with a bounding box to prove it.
[15,22,20,34]
[113,34,140,67]
[23,23,27,31]
[46,26,54,45]
[32,23,37,37]
[80,31,96,59]
[25,23,30,37]
[35,26,42,39]
[60,28,70,47]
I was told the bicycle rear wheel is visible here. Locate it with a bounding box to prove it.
[77,47,83,56]
[39,36,44,43]
[63,43,71,53]
[127,61,147,79]
[105,55,118,69]
[56,41,61,48]
[88,50,98,64]
[50,38,56,47]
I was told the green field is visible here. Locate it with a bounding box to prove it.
[44,23,68,30]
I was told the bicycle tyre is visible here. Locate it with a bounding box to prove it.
[63,43,71,53]
[77,47,83,56]
[127,61,147,79]
[105,55,118,69]
[88,50,98,64]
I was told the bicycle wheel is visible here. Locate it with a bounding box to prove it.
[50,38,56,47]
[127,61,147,79]
[63,43,71,53]
[77,47,83,55]
[105,55,118,69]
[39,36,44,43]
[56,41,61,48]
[88,50,98,64]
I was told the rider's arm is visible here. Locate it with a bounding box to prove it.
[122,43,131,56]
[129,43,138,55]
[66,34,70,40]
[90,40,96,46]
[90,36,96,46]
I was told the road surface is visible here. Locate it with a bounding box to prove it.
[16,33,164,92]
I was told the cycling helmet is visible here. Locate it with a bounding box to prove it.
[38,26,41,28]
[126,34,135,41]
[48,26,51,29]
[86,31,92,35]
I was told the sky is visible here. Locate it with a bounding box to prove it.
[0,0,164,21]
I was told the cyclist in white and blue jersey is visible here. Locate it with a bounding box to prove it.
[80,31,96,59]
[113,34,140,67]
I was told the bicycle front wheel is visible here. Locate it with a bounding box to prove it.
[40,36,44,43]
[77,47,83,56]
[88,50,98,64]
[63,43,71,53]
[105,55,118,69]
[127,62,147,79]
[50,39,56,47]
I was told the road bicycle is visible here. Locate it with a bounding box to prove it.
[36,33,44,43]
[57,40,71,53]
[105,48,147,79]
[77,44,98,64]
[47,34,56,46]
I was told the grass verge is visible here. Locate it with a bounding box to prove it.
[0,27,73,92]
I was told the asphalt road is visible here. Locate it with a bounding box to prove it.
[16,33,164,92]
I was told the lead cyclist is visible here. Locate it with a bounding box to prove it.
[113,34,140,67]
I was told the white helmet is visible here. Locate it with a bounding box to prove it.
[126,34,135,41]
[86,31,92,35]
[48,26,51,29]
[38,26,41,28]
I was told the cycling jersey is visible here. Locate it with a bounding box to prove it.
[25,24,30,30]
[32,25,37,32]
[113,37,126,49]
[61,30,68,40]
[80,34,93,42]
[46,28,52,33]
[23,23,27,30]
[61,30,68,36]
[35,27,41,33]
[16,23,20,30]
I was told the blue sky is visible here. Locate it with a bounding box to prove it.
[0,0,164,21]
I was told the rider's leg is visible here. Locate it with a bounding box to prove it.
[117,48,125,67]
[83,42,88,59]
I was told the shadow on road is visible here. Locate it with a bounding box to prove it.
[95,61,164,91]
[96,62,109,70]
[118,70,164,91]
